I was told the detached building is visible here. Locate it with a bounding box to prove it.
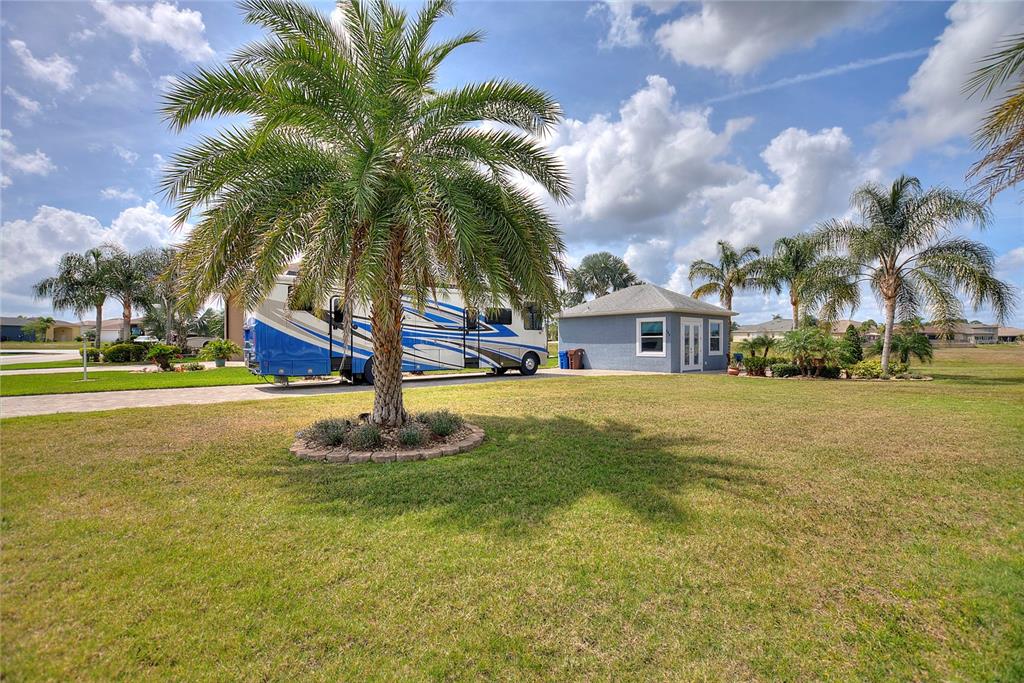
[558,283,734,373]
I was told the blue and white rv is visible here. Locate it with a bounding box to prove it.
[243,275,548,384]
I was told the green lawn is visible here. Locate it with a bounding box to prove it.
[0,367,263,396]
[2,360,136,371]
[2,348,1022,679]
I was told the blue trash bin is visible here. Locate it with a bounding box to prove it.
[558,350,569,369]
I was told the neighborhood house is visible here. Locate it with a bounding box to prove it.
[558,284,734,373]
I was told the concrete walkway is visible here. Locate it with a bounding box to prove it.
[0,368,652,418]
[0,350,81,366]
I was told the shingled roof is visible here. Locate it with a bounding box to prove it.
[558,283,734,319]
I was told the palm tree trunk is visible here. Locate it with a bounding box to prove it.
[881,297,896,375]
[94,304,103,349]
[723,290,732,313]
[791,292,800,330]
[122,301,132,342]
[370,233,407,427]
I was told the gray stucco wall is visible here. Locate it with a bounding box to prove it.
[558,313,730,373]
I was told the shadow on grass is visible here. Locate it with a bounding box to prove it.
[259,414,765,535]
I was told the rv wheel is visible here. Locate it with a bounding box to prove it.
[519,352,540,376]
[362,357,374,385]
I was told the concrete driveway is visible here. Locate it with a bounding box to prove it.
[0,368,652,419]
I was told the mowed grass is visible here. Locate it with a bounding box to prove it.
[0,341,83,350]
[2,348,1022,680]
[0,367,263,396]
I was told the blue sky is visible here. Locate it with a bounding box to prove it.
[1,0,1022,325]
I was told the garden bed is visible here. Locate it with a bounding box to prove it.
[290,412,484,464]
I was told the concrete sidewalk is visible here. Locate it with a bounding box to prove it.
[0,368,650,418]
[0,351,82,366]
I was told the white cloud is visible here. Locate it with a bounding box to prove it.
[872,0,1024,166]
[114,145,139,164]
[540,77,873,308]
[7,39,76,91]
[4,87,41,115]
[0,202,187,316]
[548,75,752,240]
[1,129,57,180]
[92,0,214,62]
[129,45,145,66]
[654,1,875,74]
[100,187,142,202]
[1,175,11,189]
[70,28,96,42]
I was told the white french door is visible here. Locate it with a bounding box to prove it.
[679,318,702,371]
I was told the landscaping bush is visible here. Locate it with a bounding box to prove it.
[770,362,800,378]
[743,356,771,376]
[198,339,242,362]
[347,423,383,450]
[102,342,148,363]
[417,409,464,437]
[398,423,427,447]
[818,365,842,379]
[79,347,101,362]
[180,361,205,372]
[301,418,352,448]
[146,344,178,371]
[850,359,909,378]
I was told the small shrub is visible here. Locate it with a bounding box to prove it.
[301,418,351,448]
[79,347,101,362]
[818,365,842,379]
[417,409,464,437]
[398,423,427,447]
[770,362,800,378]
[146,344,178,371]
[347,423,383,450]
[180,361,205,372]
[743,356,770,376]
[849,359,883,378]
[103,342,148,363]
[198,339,242,361]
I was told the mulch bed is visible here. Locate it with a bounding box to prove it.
[290,423,485,464]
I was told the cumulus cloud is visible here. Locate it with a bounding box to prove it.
[653,1,875,74]
[100,187,142,202]
[872,0,1024,166]
[7,39,76,91]
[541,77,873,304]
[92,0,214,62]
[548,75,752,240]
[1,129,56,182]
[113,144,139,164]
[0,202,186,315]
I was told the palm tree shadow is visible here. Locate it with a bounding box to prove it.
[257,415,766,536]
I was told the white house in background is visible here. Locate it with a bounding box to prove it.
[734,318,881,343]
[997,326,1024,343]
[80,317,144,343]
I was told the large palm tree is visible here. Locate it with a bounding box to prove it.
[759,234,858,330]
[33,247,114,348]
[965,32,1024,200]
[817,175,1015,374]
[563,251,640,305]
[162,0,569,426]
[688,240,763,312]
[106,246,161,341]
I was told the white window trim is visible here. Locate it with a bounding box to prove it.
[636,316,667,357]
[709,318,724,356]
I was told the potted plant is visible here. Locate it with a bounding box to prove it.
[198,338,242,368]
[727,361,741,376]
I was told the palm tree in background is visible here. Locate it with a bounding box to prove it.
[162,0,569,426]
[817,175,1015,374]
[759,234,858,330]
[33,247,114,348]
[688,240,763,312]
[872,333,934,365]
[965,32,1024,200]
[106,245,161,341]
[562,252,641,306]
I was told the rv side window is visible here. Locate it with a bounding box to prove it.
[523,304,543,331]
[286,286,313,313]
[465,307,479,330]
[484,307,512,326]
[330,298,345,328]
